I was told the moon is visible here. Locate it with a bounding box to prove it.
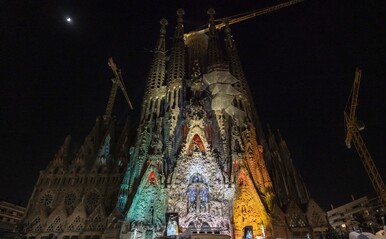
[66,17,72,23]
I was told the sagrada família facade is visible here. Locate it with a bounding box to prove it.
[21,8,329,239]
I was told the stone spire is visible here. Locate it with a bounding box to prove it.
[125,20,169,198]
[168,9,185,86]
[207,8,223,70]
[166,9,185,140]
[49,135,71,168]
[224,21,268,147]
[224,20,247,96]
[140,19,168,123]
[174,8,184,40]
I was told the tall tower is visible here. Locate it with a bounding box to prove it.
[117,19,169,227]
[119,9,274,239]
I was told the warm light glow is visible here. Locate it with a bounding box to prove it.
[233,173,271,239]
[341,224,346,228]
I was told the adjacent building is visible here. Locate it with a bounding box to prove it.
[327,196,385,234]
[0,200,26,239]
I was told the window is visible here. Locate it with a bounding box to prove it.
[188,188,196,203]
[39,192,53,208]
[188,189,197,213]
[85,192,100,213]
[65,193,76,206]
[199,188,208,212]
[188,222,196,230]
[201,222,211,231]
[187,174,209,214]
[55,224,63,232]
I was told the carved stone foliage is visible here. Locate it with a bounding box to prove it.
[167,130,233,235]
[242,124,273,200]
[233,170,271,238]
[127,169,167,233]
[96,134,111,164]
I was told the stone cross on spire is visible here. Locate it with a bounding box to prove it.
[207,8,215,20]
[206,8,223,69]
[155,18,167,52]
[160,18,168,34]
[223,18,235,49]
[175,8,184,39]
[177,8,184,22]
[207,8,216,36]
[140,18,168,122]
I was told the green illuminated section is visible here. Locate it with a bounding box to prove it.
[126,167,167,226]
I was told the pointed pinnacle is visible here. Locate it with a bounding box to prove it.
[223,18,230,26]
[160,18,168,35]
[223,18,231,34]
[160,18,168,26]
[177,8,185,17]
[207,8,215,19]
[177,8,184,24]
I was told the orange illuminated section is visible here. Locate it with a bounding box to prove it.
[233,125,274,239]
[233,169,271,239]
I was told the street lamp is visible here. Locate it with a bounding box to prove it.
[340,224,346,239]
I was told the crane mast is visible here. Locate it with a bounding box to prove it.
[344,68,386,206]
[103,57,134,121]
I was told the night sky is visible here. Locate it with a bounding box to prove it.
[1,0,385,211]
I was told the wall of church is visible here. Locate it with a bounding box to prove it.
[22,8,329,239]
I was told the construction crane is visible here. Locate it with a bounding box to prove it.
[184,0,304,39]
[103,57,133,121]
[344,67,386,206]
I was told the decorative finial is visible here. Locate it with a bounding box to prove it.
[160,18,168,35]
[223,18,231,34]
[207,8,215,19]
[176,8,184,24]
[160,18,168,26]
[177,8,185,17]
[223,18,230,26]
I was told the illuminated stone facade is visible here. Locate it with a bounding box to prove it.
[22,8,329,239]
[117,9,274,239]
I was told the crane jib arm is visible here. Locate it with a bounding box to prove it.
[184,0,304,39]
